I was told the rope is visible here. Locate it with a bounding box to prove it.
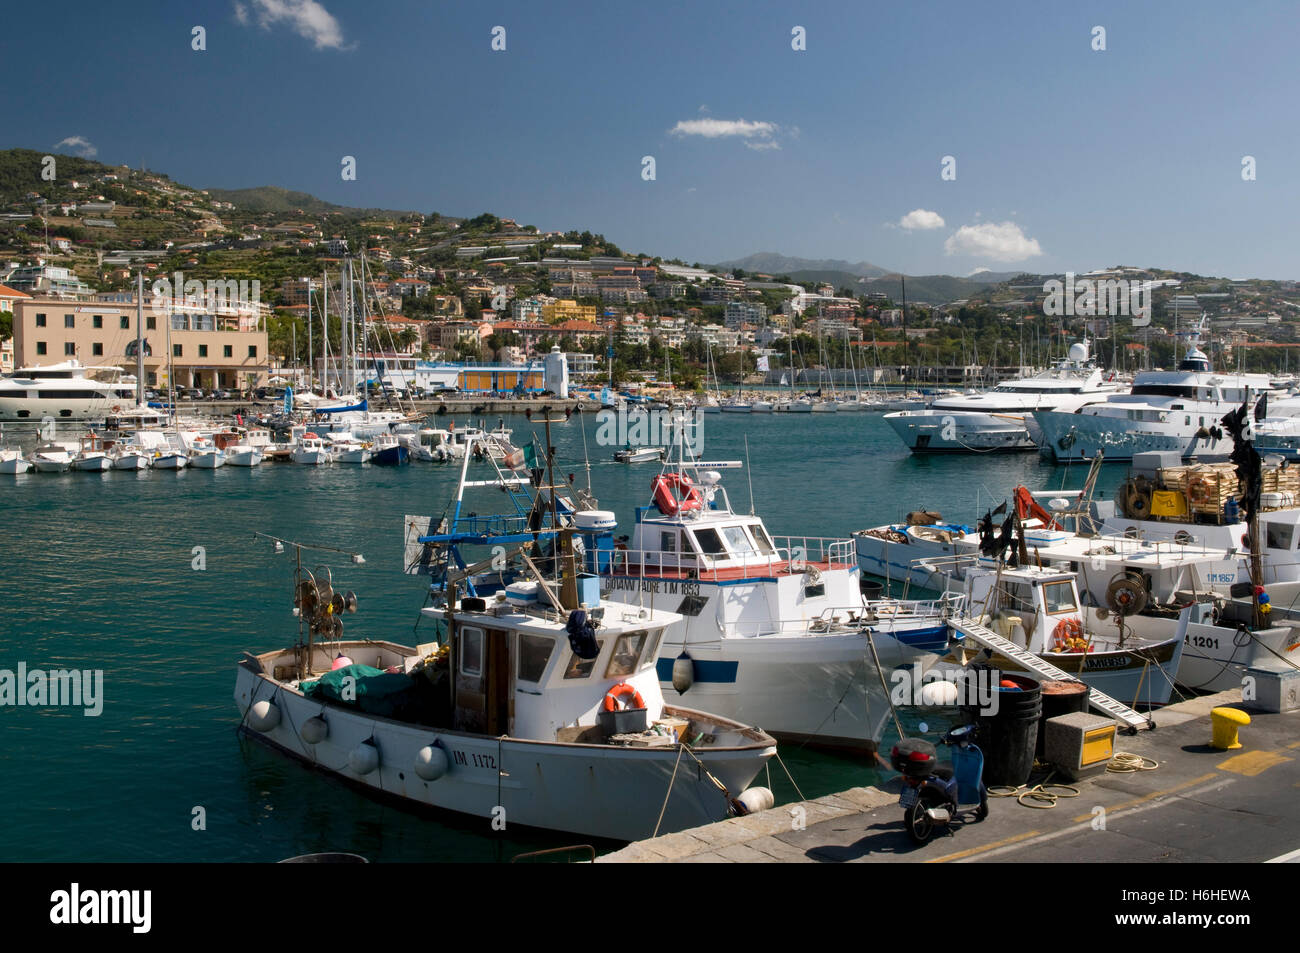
[772,748,806,802]
[989,781,1081,809]
[650,743,686,839]
[1107,752,1159,773]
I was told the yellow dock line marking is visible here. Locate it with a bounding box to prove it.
[1070,772,1219,823]
[925,830,1043,864]
[1284,740,1300,750]
[1217,749,1293,777]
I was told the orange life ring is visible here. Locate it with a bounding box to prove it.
[1052,617,1084,651]
[651,473,703,517]
[112,405,122,414]
[1187,476,1213,506]
[602,682,645,712]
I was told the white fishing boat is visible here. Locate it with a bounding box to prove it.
[0,447,31,474]
[237,425,778,841]
[750,399,774,414]
[28,441,77,473]
[225,443,265,467]
[400,428,452,463]
[290,430,331,466]
[110,441,153,470]
[186,436,226,469]
[940,562,1187,707]
[885,340,1120,454]
[327,433,370,465]
[582,415,943,751]
[70,433,113,472]
[152,435,189,470]
[613,445,666,464]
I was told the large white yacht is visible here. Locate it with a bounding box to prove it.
[1033,324,1281,462]
[0,361,136,422]
[884,340,1119,453]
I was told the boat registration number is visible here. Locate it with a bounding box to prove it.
[1188,635,1220,650]
[899,786,919,808]
[452,751,497,769]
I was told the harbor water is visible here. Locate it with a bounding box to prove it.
[0,412,1129,861]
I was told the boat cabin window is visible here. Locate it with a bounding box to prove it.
[605,631,648,678]
[750,524,776,554]
[1042,581,1077,614]
[563,640,605,679]
[691,528,727,555]
[676,594,708,616]
[517,633,554,683]
[660,530,677,553]
[460,626,484,676]
[1266,522,1295,551]
[721,525,754,553]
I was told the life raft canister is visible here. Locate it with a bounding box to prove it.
[602,682,646,712]
[651,472,703,517]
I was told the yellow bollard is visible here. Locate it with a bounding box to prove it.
[1210,707,1251,750]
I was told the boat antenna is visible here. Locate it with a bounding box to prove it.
[744,433,755,515]
[579,408,593,494]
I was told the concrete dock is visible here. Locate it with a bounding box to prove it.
[601,689,1300,863]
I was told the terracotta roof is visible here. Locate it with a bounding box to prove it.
[0,284,31,298]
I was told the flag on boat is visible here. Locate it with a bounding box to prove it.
[283,386,293,414]
[756,355,769,372]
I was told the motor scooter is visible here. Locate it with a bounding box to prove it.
[890,723,988,843]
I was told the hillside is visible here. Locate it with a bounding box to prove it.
[205,185,421,220]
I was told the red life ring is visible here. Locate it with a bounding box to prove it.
[1052,617,1083,651]
[651,473,703,517]
[602,682,645,712]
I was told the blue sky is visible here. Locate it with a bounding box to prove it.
[6,0,1299,278]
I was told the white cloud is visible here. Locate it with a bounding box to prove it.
[236,0,348,50]
[670,118,780,149]
[899,208,945,231]
[944,221,1043,262]
[54,136,97,159]
[967,267,991,276]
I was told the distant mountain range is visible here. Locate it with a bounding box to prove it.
[714,252,891,279]
[715,253,1034,303]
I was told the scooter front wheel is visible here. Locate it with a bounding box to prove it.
[906,791,943,844]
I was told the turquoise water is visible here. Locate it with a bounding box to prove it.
[0,413,1125,861]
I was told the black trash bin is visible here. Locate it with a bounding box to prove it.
[860,579,884,600]
[1037,680,1090,758]
[965,672,1042,787]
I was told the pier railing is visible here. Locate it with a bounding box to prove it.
[607,535,856,582]
[718,595,966,639]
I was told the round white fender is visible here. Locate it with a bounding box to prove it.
[248,699,281,732]
[414,744,448,781]
[349,739,380,775]
[919,680,959,706]
[735,787,775,815]
[300,715,328,745]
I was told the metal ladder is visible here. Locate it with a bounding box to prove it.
[951,618,1152,730]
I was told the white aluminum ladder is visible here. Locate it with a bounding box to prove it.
[951,618,1152,731]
